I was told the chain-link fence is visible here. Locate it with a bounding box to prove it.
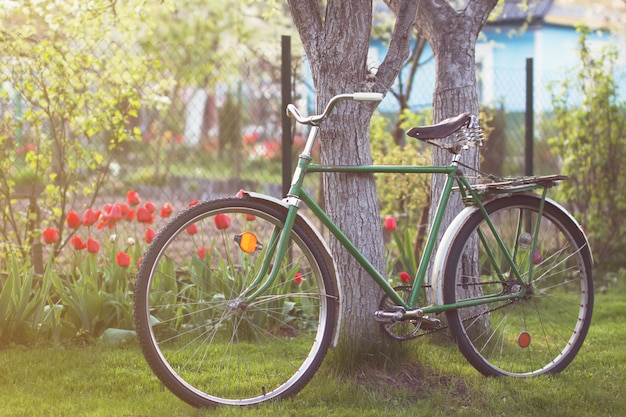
[1,39,287,198]
[0,34,609,258]
[128,46,289,202]
[0,33,295,270]
[479,64,564,178]
[1,36,603,205]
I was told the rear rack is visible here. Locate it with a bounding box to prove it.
[467,175,568,196]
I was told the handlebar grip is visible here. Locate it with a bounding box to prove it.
[352,92,384,102]
[286,104,301,119]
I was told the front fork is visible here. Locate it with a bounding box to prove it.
[241,202,300,303]
[240,134,316,303]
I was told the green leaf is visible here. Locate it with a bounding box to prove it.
[100,328,137,346]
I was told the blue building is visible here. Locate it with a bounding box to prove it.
[364,0,625,175]
[372,0,624,114]
[478,0,622,112]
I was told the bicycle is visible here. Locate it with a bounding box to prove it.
[133,92,594,408]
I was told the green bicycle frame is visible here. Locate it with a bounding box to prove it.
[243,128,545,314]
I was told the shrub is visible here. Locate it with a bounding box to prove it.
[371,109,431,228]
[549,28,626,274]
[0,2,166,271]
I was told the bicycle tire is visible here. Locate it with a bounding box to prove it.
[443,194,593,377]
[133,197,338,407]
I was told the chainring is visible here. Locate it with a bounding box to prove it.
[378,285,423,341]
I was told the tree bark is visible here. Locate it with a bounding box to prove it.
[418,0,497,297]
[287,0,417,364]
[385,0,497,296]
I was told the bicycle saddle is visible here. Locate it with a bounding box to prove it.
[406,113,471,141]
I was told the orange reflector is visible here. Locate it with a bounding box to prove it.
[518,331,531,348]
[238,232,258,253]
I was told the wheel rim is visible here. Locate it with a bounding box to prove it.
[137,204,331,405]
[448,201,592,376]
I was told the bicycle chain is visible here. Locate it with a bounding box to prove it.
[380,283,515,340]
[412,298,515,338]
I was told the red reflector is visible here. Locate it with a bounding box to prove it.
[518,331,531,348]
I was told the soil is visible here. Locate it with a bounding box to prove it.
[353,362,472,407]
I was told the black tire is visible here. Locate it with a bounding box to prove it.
[133,197,337,407]
[443,194,593,377]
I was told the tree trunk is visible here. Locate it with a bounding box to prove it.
[320,102,388,361]
[383,0,497,326]
[416,0,497,293]
[287,0,417,365]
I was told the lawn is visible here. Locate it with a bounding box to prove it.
[1,285,624,417]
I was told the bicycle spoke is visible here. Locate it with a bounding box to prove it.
[134,199,336,406]
[444,195,593,377]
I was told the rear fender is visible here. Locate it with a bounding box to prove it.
[430,193,593,306]
[430,204,479,307]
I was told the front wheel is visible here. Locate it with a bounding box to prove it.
[443,194,593,377]
[133,197,338,407]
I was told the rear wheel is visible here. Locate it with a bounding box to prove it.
[443,195,593,377]
[133,197,337,406]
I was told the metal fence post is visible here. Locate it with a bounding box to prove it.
[281,35,292,197]
[525,57,534,177]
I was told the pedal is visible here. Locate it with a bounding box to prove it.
[420,316,441,330]
[374,307,405,324]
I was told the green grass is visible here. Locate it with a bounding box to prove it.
[1,285,625,417]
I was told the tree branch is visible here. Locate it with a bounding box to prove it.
[465,0,499,29]
[375,0,418,91]
[416,0,458,40]
[286,0,324,62]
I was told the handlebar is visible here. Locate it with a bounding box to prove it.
[286,92,384,126]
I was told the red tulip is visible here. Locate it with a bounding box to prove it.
[188,200,199,207]
[126,190,141,207]
[136,206,153,224]
[116,251,131,268]
[294,272,303,285]
[109,204,123,221]
[82,208,100,227]
[214,213,230,230]
[125,209,135,222]
[245,213,256,221]
[384,217,397,232]
[118,204,131,221]
[42,227,59,244]
[144,227,156,244]
[399,272,412,283]
[87,238,100,254]
[66,210,81,229]
[96,217,116,230]
[198,247,210,259]
[16,143,37,155]
[160,203,173,218]
[144,201,156,213]
[96,204,122,229]
[186,224,198,235]
[70,235,87,250]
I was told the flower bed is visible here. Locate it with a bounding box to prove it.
[1,188,417,346]
[0,189,197,346]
